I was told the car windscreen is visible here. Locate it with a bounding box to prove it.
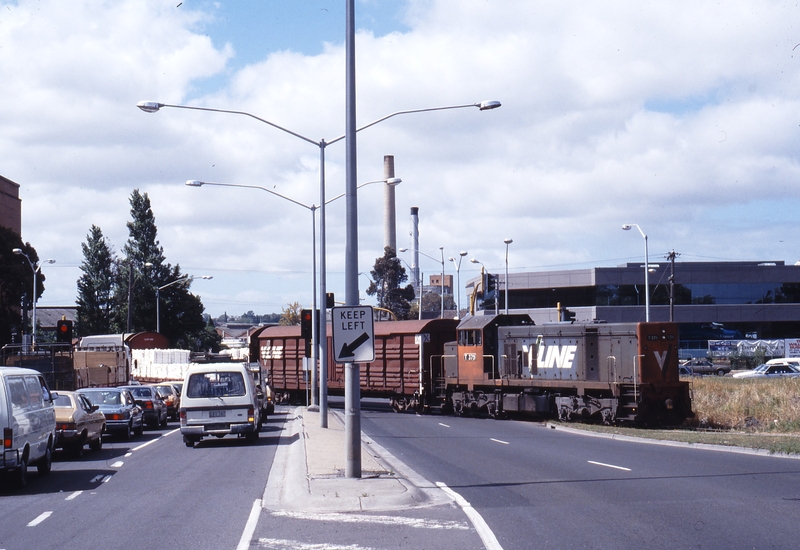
[54,394,72,407]
[82,391,122,405]
[186,372,246,398]
[130,388,153,398]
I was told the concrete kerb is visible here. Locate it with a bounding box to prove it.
[263,406,451,512]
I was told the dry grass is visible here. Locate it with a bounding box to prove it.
[687,376,800,432]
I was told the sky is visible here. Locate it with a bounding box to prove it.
[3,0,800,319]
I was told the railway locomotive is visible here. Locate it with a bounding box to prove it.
[254,314,693,425]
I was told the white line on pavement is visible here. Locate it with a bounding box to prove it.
[588,460,631,471]
[65,491,83,501]
[131,428,178,452]
[110,461,124,468]
[102,475,113,483]
[236,499,263,550]
[257,539,378,550]
[490,438,509,445]
[27,511,52,527]
[438,422,450,428]
[90,475,104,483]
[272,510,469,530]
[436,482,504,550]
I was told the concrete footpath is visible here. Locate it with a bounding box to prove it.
[261,407,451,512]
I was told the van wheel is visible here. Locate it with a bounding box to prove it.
[183,436,196,448]
[246,430,259,444]
[36,447,52,476]
[90,434,103,452]
[16,457,28,488]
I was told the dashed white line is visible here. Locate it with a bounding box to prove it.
[438,422,450,428]
[588,460,631,471]
[490,438,509,445]
[436,482,504,550]
[102,474,113,483]
[90,475,104,483]
[27,511,52,527]
[65,491,83,501]
[110,460,125,468]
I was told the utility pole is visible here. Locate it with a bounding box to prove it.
[666,250,680,322]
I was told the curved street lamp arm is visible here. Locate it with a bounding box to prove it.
[139,102,320,148]
[186,180,314,211]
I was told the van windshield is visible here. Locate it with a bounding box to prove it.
[186,372,246,398]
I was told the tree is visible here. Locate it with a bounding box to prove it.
[280,302,302,326]
[0,226,43,345]
[76,225,116,336]
[410,291,457,318]
[366,247,416,320]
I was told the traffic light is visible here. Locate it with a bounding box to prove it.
[56,319,73,343]
[563,308,576,322]
[300,309,313,341]
[486,274,497,294]
[326,292,335,309]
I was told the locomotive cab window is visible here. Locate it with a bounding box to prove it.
[458,330,482,346]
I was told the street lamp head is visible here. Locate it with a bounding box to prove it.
[137,101,164,113]
[621,224,632,231]
[477,100,502,111]
[459,251,468,257]
[186,180,205,187]
[385,178,401,186]
[399,248,408,253]
[43,259,55,265]
[12,248,23,255]
[448,257,455,262]
[199,276,213,280]
[504,238,513,245]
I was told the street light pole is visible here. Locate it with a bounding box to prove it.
[157,275,212,334]
[504,238,513,315]
[622,224,650,322]
[400,247,445,318]
[13,249,54,348]
[138,98,498,434]
[448,251,468,318]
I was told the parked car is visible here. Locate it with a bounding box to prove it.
[732,363,800,379]
[180,363,261,448]
[121,385,167,428]
[78,387,144,439]
[0,367,57,487]
[681,359,730,376]
[154,383,180,421]
[54,391,106,456]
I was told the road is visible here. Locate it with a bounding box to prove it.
[0,415,283,550]
[360,409,800,550]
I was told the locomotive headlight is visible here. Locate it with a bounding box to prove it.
[665,399,674,410]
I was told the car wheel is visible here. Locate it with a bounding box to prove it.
[134,421,144,436]
[36,446,52,476]
[16,457,28,488]
[160,411,168,427]
[124,421,134,440]
[89,434,103,452]
[716,369,726,376]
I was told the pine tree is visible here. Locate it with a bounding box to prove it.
[76,225,116,336]
[366,247,416,320]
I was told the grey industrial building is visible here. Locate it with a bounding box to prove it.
[466,261,800,353]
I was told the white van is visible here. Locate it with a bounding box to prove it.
[1,367,57,488]
[179,363,261,448]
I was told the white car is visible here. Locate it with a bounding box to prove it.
[732,363,800,379]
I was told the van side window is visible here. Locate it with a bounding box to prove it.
[24,376,44,409]
[8,376,28,411]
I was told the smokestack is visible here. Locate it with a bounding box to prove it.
[383,155,396,253]
[410,206,420,291]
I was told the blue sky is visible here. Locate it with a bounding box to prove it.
[3,0,800,318]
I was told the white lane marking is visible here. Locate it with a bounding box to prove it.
[438,422,450,428]
[436,482,504,550]
[257,540,378,550]
[65,491,83,501]
[90,475,104,483]
[110,461,124,468]
[236,499,263,550]
[27,511,52,527]
[490,438,509,445]
[272,510,469,530]
[102,475,113,483]
[131,428,177,452]
[588,460,631,471]
[125,452,132,457]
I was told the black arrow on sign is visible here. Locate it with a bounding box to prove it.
[338,332,370,360]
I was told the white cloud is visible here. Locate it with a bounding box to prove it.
[3,0,800,316]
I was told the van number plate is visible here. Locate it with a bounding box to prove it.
[208,410,226,418]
